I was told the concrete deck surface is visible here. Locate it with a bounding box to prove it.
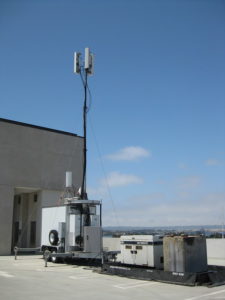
[0,255,225,300]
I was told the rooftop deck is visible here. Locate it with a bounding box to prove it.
[0,255,225,300]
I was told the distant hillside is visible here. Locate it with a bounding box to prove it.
[103,225,222,231]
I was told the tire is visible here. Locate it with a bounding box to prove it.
[49,230,59,246]
[51,250,59,263]
[75,235,83,245]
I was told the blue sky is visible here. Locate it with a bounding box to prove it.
[0,0,225,226]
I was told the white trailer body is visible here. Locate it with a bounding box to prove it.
[41,206,66,247]
[120,235,164,269]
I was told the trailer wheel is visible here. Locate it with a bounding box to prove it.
[49,230,59,246]
[75,235,83,245]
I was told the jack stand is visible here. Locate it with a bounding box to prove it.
[44,250,50,267]
[14,247,18,260]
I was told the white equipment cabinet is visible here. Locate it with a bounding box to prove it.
[120,235,164,269]
[84,226,101,253]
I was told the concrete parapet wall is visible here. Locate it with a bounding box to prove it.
[103,237,120,251]
[206,239,225,265]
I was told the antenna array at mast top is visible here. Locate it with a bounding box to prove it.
[74,47,94,75]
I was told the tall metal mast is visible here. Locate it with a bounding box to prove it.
[74,48,94,199]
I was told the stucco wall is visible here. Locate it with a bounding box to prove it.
[0,185,14,254]
[0,120,83,190]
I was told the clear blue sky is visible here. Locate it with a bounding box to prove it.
[0,0,225,227]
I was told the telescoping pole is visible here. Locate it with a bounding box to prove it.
[81,70,88,199]
[74,48,94,200]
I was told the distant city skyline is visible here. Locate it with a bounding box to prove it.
[0,0,224,226]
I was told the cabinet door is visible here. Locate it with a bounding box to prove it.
[84,226,101,253]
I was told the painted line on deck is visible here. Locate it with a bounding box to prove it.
[35,267,80,272]
[69,275,94,280]
[0,271,15,278]
[114,280,147,287]
[185,289,225,300]
[13,263,44,267]
[114,281,158,289]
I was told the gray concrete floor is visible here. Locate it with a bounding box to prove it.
[0,255,225,300]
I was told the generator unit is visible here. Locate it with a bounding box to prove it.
[120,235,164,269]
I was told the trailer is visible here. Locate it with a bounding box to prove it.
[41,198,102,262]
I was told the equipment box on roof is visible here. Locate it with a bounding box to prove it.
[163,235,208,273]
[120,235,164,269]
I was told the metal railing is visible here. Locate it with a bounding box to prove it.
[14,246,41,260]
